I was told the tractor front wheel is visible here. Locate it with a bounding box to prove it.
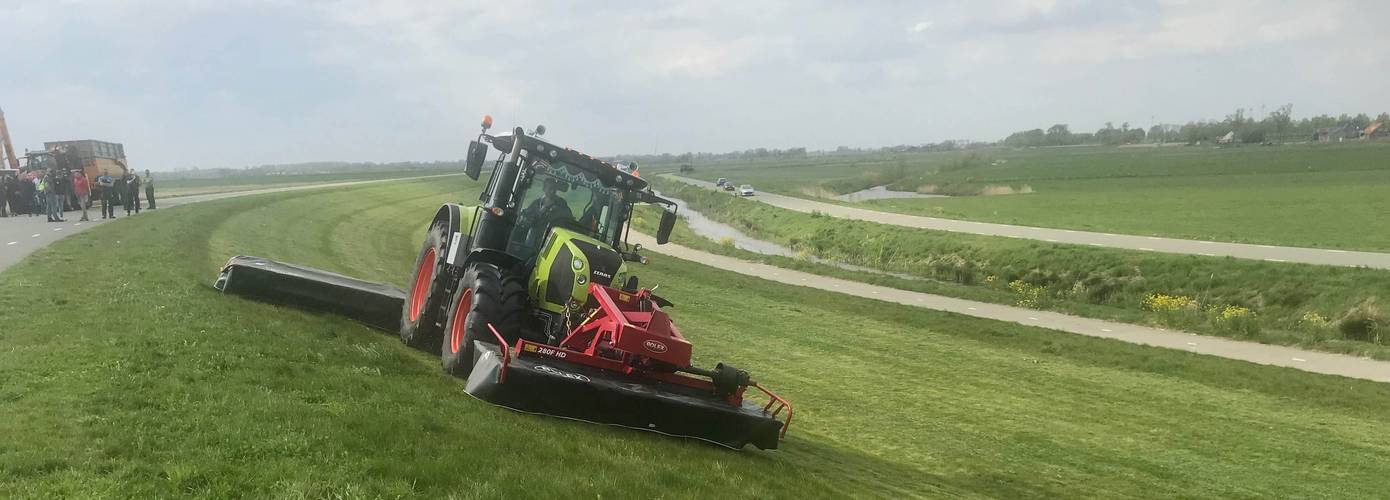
[441,263,527,378]
[399,221,451,349]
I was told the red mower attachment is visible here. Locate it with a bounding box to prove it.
[465,284,793,449]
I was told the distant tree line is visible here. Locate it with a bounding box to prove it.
[1003,106,1390,147]
[616,141,990,165]
[616,147,809,165]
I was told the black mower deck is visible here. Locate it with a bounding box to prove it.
[214,255,406,331]
[466,342,784,450]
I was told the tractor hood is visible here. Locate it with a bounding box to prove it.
[532,228,630,314]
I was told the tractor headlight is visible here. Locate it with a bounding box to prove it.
[572,258,584,271]
[577,275,588,285]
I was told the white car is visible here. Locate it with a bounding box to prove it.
[738,184,755,196]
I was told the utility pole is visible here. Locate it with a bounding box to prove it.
[0,106,20,170]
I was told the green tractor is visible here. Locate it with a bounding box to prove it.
[215,116,791,448]
[399,117,680,373]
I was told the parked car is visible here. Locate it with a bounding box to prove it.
[738,184,755,196]
[723,182,736,191]
[715,177,729,187]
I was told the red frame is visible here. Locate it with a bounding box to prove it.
[484,284,793,438]
[560,284,693,367]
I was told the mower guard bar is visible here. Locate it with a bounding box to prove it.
[214,255,405,331]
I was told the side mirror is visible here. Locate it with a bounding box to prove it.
[464,140,487,180]
[656,209,677,245]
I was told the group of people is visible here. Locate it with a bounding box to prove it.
[0,168,156,221]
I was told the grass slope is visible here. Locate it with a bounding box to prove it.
[160,169,454,199]
[679,143,1390,250]
[2,179,1390,497]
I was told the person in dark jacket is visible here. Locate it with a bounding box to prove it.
[15,172,34,215]
[96,170,117,219]
[113,173,128,212]
[25,171,39,216]
[0,174,9,217]
[49,168,69,222]
[125,174,141,215]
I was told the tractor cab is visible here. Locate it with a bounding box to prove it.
[455,121,678,338]
[504,159,628,262]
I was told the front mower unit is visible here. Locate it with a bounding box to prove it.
[466,341,788,449]
[463,284,793,449]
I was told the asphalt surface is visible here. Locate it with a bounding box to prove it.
[630,232,1390,383]
[666,175,1390,269]
[0,173,460,273]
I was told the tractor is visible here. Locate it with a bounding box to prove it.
[399,118,676,373]
[218,116,791,449]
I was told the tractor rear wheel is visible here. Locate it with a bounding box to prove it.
[441,263,528,378]
[399,221,451,349]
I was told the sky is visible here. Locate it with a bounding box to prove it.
[2,0,1387,169]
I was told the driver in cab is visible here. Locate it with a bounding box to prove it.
[523,178,571,223]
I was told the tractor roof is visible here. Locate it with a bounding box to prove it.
[491,133,648,192]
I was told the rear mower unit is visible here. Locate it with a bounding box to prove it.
[215,117,791,449]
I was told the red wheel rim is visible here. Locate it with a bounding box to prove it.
[408,248,436,322]
[449,288,474,354]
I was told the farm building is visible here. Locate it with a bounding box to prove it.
[1313,125,1363,142]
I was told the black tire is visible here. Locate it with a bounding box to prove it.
[399,221,451,349]
[441,263,528,378]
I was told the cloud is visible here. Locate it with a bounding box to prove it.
[0,0,1386,167]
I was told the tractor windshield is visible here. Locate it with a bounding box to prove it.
[508,159,627,256]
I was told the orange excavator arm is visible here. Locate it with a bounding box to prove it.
[0,107,19,170]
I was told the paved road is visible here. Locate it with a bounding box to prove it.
[0,173,460,273]
[666,175,1390,269]
[630,232,1390,383]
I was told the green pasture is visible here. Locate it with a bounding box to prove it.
[678,142,1390,250]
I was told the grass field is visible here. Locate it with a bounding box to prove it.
[678,142,1390,250]
[159,169,455,198]
[649,179,1390,359]
[4,179,1390,497]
